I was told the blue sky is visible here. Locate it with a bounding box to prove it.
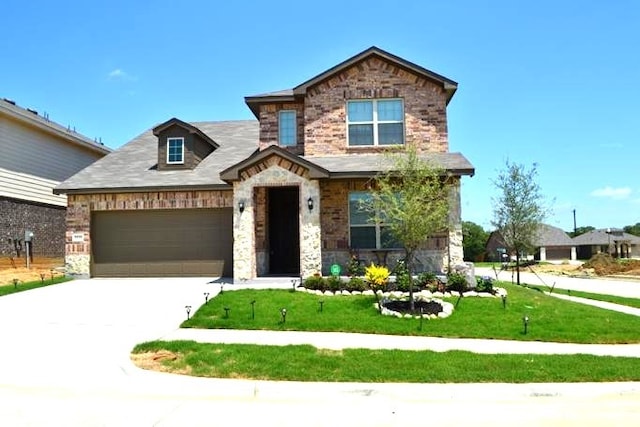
[3,0,639,232]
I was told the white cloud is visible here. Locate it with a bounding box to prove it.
[107,68,136,81]
[590,186,632,200]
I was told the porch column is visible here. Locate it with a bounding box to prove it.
[570,246,577,261]
[539,246,547,261]
[300,179,322,277]
[233,181,255,280]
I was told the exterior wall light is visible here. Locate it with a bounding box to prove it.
[307,197,314,211]
[238,200,245,213]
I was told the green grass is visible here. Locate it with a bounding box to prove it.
[549,288,640,309]
[132,340,640,383]
[183,283,640,344]
[0,276,71,297]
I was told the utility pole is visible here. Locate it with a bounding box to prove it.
[573,209,577,235]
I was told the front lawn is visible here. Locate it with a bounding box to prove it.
[182,282,640,344]
[131,340,640,383]
[0,276,71,297]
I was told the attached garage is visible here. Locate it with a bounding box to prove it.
[91,208,232,277]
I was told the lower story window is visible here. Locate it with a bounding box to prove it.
[349,192,401,249]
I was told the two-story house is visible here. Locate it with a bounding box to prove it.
[1,98,110,260]
[55,47,474,279]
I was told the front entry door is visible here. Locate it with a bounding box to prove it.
[268,187,300,275]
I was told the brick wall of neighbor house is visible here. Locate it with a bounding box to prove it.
[64,190,233,276]
[319,180,457,275]
[0,197,65,258]
[258,102,305,154]
[304,57,449,157]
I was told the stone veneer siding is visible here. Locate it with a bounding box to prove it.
[232,157,321,280]
[304,57,450,156]
[64,190,233,277]
[319,178,463,275]
[0,196,65,258]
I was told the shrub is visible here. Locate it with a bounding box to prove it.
[326,275,344,292]
[346,276,367,292]
[475,275,494,293]
[347,254,365,276]
[364,263,390,291]
[446,271,468,293]
[303,275,327,291]
[392,259,412,292]
[417,271,437,289]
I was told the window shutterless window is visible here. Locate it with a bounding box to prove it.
[167,137,184,164]
[347,99,404,147]
[278,110,297,146]
[348,191,401,249]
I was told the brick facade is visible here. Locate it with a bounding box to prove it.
[0,197,65,258]
[258,102,305,154]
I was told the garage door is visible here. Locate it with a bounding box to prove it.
[91,209,233,277]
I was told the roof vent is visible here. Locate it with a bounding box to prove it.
[3,98,16,105]
[26,108,38,115]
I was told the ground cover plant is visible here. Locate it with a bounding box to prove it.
[131,340,640,383]
[183,281,640,344]
[0,275,71,297]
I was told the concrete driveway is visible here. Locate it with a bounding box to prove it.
[1,278,639,426]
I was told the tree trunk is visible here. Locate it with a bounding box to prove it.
[406,248,415,311]
[515,249,521,286]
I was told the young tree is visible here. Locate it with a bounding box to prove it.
[491,160,546,286]
[462,221,489,261]
[367,146,452,310]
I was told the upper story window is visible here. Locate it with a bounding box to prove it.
[278,110,297,146]
[347,99,404,147]
[167,137,184,164]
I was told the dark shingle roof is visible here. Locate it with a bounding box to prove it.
[534,224,574,247]
[304,152,474,177]
[55,121,259,193]
[572,229,640,245]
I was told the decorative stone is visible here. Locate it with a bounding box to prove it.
[362,290,375,296]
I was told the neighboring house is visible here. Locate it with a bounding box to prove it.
[0,98,110,259]
[486,224,576,262]
[55,46,474,279]
[572,228,640,259]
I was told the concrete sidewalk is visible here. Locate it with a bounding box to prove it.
[162,328,640,357]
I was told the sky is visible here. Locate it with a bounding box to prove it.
[2,0,639,233]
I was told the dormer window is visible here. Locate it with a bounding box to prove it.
[278,110,297,146]
[347,99,404,146]
[167,137,184,164]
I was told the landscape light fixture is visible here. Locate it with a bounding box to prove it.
[307,197,314,211]
[185,305,192,320]
[204,292,210,304]
[12,278,18,289]
[291,279,297,292]
[224,307,230,318]
[523,315,529,335]
[40,273,46,284]
[501,294,507,309]
[318,300,324,313]
[238,200,245,213]
[281,308,287,323]
[250,300,256,319]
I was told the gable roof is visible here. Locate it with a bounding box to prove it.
[572,229,640,246]
[245,46,458,117]
[152,117,219,149]
[55,120,259,194]
[220,145,330,182]
[490,224,574,248]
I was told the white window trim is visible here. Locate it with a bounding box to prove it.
[278,110,297,146]
[167,137,185,164]
[347,98,405,147]
[348,191,400,249]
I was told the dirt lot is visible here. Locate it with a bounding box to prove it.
[519,257,640,278]
[0,257,65,287]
